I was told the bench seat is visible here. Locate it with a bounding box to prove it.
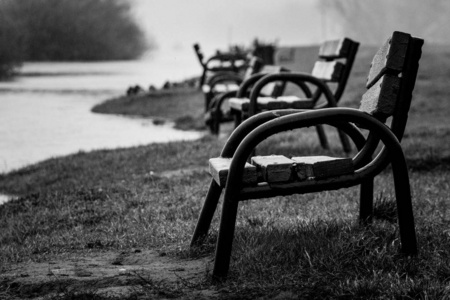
[202,83,240,94]
[229,96,316,111]
[209,155,354,187]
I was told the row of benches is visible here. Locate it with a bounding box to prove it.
[198,37,359,154]
[191,31,424,280]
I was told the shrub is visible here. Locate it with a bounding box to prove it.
[0,0,150,63]
[0,2,26,78]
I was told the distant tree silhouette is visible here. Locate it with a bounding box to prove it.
[0,3,27,78]
[1,0,150,64]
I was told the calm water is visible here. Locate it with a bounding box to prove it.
[0,55,202,178]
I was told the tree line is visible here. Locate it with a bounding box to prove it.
[0,0,150,78]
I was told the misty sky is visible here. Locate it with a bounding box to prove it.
[132,0,327,58]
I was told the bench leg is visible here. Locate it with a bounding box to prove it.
[205,92,214,113]
[359,178,374,225]
[337,128,352,154]
[213,196,240,279]
[234,112,243,129]
[200,71,207,93]
[392,157,417,255]
[190,180,223,246]
[211,108,221,135]
[315,125,329,150]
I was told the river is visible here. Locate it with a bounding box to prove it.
[0,55,202,203]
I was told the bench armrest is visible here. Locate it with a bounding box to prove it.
[221,109,366,158]
[248,72,338,115]
[223,108,403,187]
[206,73,243,88]
[208,90,238,111]
[235,73,270,98]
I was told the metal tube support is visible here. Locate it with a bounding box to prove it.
[212,194,240,280]
[359,178,374,225]
[190,180,223,246]
[391,150,417,255]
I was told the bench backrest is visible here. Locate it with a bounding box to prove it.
[311,37,359,102]
[358,31,423,138]
[193,43,205,66]
[241,56,264,80]
[194,43,248,71]
[258,65,289,97]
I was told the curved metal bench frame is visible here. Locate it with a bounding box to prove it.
[191,32,424,280]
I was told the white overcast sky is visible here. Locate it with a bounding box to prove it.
[132,0,327,57]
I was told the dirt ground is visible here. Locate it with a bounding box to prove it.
[1,249,219,299]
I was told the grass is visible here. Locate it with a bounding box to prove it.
[1,43,450,299]
[91,87,206,131]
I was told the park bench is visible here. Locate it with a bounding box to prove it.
[190,31,423,279]
[229,37,359,153]
[193,43,248,96]
[203,56,263,118]
[204,58,304,135]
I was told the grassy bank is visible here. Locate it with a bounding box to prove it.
[1,44,450,299]
[92,87,206,131]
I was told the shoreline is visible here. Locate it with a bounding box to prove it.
[92,86,207,132]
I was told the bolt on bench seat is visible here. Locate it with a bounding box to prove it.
[191,31,424,280]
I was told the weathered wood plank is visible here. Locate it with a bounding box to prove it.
[366,31,410,89]
[260,65,284,73]
[229,96,315,112]
[204,83,240,94]
[251,155,295,182]
[209,157,258,187]
[274,96,315,109]
[242,56,264,78]
[261,97,315,110]
[229,97,248,111]
[360,74,400,121]
[311,61,344,82]
[319,38,351,59]
[291,156,354,179]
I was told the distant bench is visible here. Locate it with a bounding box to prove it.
[228,37,359,153]
[193,43,248,93]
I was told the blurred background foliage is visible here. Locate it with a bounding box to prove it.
[0,0,150,78]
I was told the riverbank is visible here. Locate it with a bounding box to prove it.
[92,87,207,132]
[1,44,450,299]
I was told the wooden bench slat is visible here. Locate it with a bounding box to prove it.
[318,38,351,59]
[229,97,248,111]
[311,61,345,82]
[366,31,409,89]
[251,155,294,182]
[229,97,315,112]
[209,157,258,187]
[360,74,400,121]
[291,156,354,179]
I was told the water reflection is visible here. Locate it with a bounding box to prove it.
[0,60,202,174]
